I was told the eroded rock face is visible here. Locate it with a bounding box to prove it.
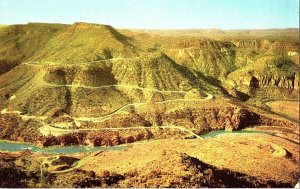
[141,107,261,134]
[230,108,260,130]
[0,60,20,75]
[257,74,299,90]
[232,39,298,51]
[164,39,237,80]
[41,130,154,147]
[227,73,299,100]
[228,73,299,94]
[226,54,299,99]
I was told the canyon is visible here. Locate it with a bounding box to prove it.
[0,22,299,187]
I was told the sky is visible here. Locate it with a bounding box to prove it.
[0,0,299,29]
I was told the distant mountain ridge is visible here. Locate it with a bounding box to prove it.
[120,27,299,41]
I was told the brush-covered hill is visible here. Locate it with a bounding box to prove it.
[122,29,298,86]
[0,23,68,74]
[0,22,298,103]
[0,52,216,118]
[0,22,142,75]
[162,39,237,80]
[0,25,7,30]
[111,53,199,91]
[41,52,205,91]
[28,22,140,63]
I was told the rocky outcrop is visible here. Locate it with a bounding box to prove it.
[257,74,299,90]
[0,114,44,142]
[0,60,20,75]
[227,55,299,98]
[232,39,298,51]
[178,154,293,188]
[117,153,294,188]
[52,156,80,166]
[232,39,271,49]
[259,116,298,129]
[229,108,260,130]
[0,153,30,188]
[43,64,116,86]
[164,39,237,79]
[41,130,154,147]
[139,107,261,134]
[231,74,299,98]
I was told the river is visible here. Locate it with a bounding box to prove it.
[200,130,268,139]
[0,140,127,154]
[0,130,269,153]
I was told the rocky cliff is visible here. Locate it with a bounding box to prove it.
[231,39,298,51]
[226,56,299,98]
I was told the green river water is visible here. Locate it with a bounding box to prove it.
[201,130,268,139]
[0,140,127,154]
[0,130,268,154]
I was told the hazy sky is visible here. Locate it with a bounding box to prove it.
[0,0,298,29]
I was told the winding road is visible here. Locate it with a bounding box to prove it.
[41,152,94,174]
[1,78,213,139]
[45,83,188,94]
[39,124,202,139]
[1,60,295,177]
[73,91,213,123]
[22,57,126,66]
[261,99,299,123]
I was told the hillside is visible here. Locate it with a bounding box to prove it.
[0,23,68,74]
[0,52,217,118]
[111,53,198,90]
[226,55,299,98]
[0,25,7,30]
[28,22,140,63]
[162,39,237,79]
[1,23,298,96]
[122,29,299,97]
[0,22,142,75]
[0,22,298,117]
